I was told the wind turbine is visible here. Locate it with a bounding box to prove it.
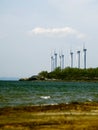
[70,50,73,68]
[77,50,80,68]
[51,55,54,71]
[83,45,87,69]
[54,51,57,69]
[59,53,62,69]
[61,53,64,69]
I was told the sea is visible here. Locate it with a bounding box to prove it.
[0,81,98,108]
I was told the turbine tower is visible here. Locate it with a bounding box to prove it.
[51,56,54,71]
[70,51,73,68]
[54,52,57,69]
[59,54,62,69]
[83,47,87,69]
[77,50,80,68]
[61,54,64,69]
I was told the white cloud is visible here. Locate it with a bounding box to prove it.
[28,27,86,39]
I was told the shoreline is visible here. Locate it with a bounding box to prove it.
[19,78,98,82]
[0,102,98,111]
[0,102,98,112]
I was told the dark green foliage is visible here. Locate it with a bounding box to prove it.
[38,71,49,79]
[20,67,98,81]
[38,67,98,81]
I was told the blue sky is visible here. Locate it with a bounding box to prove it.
[0,0,98,78]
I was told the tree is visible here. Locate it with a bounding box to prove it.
[38,71,48,79]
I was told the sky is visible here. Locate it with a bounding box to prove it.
[0,0,98,78]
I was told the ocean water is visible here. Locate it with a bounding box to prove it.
[0,81,98,108]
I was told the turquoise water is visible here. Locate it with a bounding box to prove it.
[0,81,98,108]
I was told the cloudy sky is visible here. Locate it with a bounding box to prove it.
[0,0,98,78]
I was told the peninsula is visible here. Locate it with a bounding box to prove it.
[19,67,98,81]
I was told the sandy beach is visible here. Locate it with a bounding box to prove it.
[0,102,98,130]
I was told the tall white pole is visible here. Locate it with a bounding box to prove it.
[51,56,55,71]
[77,51,80,68]
[51,56,53,71]
[83,48,87,69]
[70,52,73,68]
[61,54,64,69]
[59,54,62,69]
[54,52,57,69]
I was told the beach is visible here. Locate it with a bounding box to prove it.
[0,102,98,130]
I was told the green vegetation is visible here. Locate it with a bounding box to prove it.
[19,67,98,81]
[38,67,98,81]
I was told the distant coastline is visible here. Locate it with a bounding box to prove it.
[0,77,19,81]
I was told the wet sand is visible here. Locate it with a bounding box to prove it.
[0,102,98,130]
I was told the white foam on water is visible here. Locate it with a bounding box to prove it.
[88,98,92,102]
[65,102,69,104]
[40,96,51,99]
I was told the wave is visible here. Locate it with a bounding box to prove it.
[40,96,51,99]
